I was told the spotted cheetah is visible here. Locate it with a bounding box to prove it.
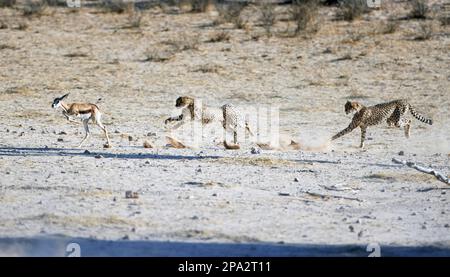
[165,96,253,144]
[332,99,433,148]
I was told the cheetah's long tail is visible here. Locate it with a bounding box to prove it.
[409,105,433,125]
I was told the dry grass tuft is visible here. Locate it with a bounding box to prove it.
[337,0,370,21]
[414,22,433,41]
[408,0,428,19]
[290,0,320,36]
[215,1,246,29]
[206,31,230,43]
[0,0,15,8]
[260,2,275,36]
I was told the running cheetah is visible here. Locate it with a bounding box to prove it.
[332,99,433,148]
[165,96,253,144]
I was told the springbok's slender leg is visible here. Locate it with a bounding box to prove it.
[96,121,111,145]
[78,119,90,148]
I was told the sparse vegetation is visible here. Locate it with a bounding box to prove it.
[337,0,369,21]
[189,0,209,13]
[144,47,176,62]
[379,20,399,34]
[163,34,200,51]
[22,0,47,17]
[215,2,246,29]
[206,31,230,43]
[260,3,275,36]
[0,0,15,8]
[291,0,320,36]
[101,0,131,14]
[408,0,428,19]
[193,64,222,74]
[126,8,142,28]
[414,22,433,40]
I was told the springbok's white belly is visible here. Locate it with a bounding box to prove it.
[77,113,91,120]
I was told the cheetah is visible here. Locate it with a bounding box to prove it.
[165,96,253,145]
[331,99,433,148]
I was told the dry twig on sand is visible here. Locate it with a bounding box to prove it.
[392,158,450,185]
[303,191,362,202]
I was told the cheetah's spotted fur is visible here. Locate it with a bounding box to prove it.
[332,99,433,148]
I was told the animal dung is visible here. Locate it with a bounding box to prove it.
[103,143,111,149]
[125,191,139,199]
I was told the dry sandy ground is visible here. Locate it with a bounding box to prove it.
[0,2,449,256]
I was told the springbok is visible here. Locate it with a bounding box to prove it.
[52,93,111,148]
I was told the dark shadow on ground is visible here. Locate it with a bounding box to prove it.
[0,236,449,257]
[0,147,220,160]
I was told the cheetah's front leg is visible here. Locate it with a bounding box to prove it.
[360,126,367,148]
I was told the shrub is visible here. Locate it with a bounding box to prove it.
[409,0,428,19]
[206,31,230,43]
[215,2,246,29]
[291,0,320,35]
[22,0,46,17]
[260,3,275,36]
[0,0,16,8]
[414,22,433,40]
[337,0,369,21]
[101,0,131,14]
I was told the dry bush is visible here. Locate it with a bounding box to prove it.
[215,1,246,29]
[408,0,428,19]
[126,8,142,28]
[144,47,176,62]
[101,0,131,14]
[206,31,230,43]
[414,22,433,40]
[193,64,222,73]
[260,3,275,36]
[188,0,209,13]
[22,0,47,17]
[439,14,450,26]
[44,0,67,6]
[291,0,320,35]
[0,0,15,8]
[379,20,399,34]
[337,0,369,21]
[163,34,200,51]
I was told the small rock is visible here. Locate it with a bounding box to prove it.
[113,197,117,202]
[398,217,402,220]
[83,150,91,154]
[147,132,156,137]
[30,127,36,131]
[421,225,427,230]
[131,227,136,232]
[122,235,129,240]
[278,192,290,196]
[125,191,139,199]
[196,168,202,173]
[349,225,354,232]
[114,130,120,134]
[191,216,199,220]
[145,161,150,164]
[57,138,64,142]
[411,212,416,216]
[59,131,67,135]
[212,193,217,197]
[398,151,405,156]
[444,224,449,228]
[294,177,299,182]
[357,230,363,238]
[250,147,261,154]
[94,155,103,159]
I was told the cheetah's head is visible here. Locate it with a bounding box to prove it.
[344,101,362,114]
[175,96,194,108]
